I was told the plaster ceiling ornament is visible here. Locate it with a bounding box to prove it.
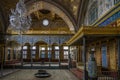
[9,0,32,34]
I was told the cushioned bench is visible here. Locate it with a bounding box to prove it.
[70,68,83,80]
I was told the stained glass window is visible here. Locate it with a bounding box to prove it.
[23,46,27,49]
[63,46,68,50]
[55,46,59,50]
[43,19,49,26]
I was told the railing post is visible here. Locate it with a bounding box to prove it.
[31,45,33,67]
[68,46,71,69]
[21,33,23,68]
[21,45,23,67]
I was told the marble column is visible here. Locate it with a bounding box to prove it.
[58,45,61,67]
[68,46,71,69]
[36,45,39,60]
[21,46,23,67]
[30,45,33,67]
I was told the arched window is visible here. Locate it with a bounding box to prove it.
[48,47,52,58]
[23,46,27,59]
[55,46,59,59]
[40,47,45,58]
[63,46,68,59]
[32,46,36,59]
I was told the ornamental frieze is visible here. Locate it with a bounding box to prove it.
[6,35,71,45]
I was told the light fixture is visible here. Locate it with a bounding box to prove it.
[9,0,32,33]
[9,0,32,67]
[42,19,49,26]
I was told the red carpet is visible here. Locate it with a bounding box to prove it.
[70,68,83,80]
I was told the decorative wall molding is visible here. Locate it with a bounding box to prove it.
[9,30,75,35]
[66,26,120,45]
[6,35,71,45]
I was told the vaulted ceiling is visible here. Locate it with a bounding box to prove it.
[0,0,88,34]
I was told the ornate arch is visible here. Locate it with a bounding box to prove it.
[27,1,75,33]
[77,0,89,27]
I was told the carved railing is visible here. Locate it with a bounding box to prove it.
[98,71,118,80]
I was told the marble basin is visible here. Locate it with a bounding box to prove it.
[35,70,51,78]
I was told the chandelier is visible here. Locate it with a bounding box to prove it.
[9,0,32,33]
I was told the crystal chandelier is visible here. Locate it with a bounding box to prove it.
[9,0,32,33]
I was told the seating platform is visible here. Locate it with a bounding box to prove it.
[70,68,83,80]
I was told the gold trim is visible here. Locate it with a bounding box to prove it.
[9,30,75,35]
[66,26,120,45]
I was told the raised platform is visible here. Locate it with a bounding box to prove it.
[70,68,83,80]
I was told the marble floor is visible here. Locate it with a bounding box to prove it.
[0,69,20,78]
[0,69,79,80]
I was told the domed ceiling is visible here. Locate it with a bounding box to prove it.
[30,9,69,31]
[0,0,82,35]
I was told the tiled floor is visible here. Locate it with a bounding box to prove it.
[0,69,79,80]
